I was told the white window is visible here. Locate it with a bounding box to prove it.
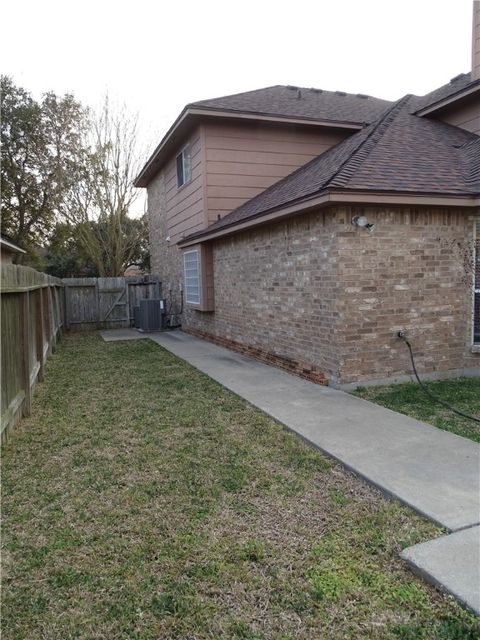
[176,146,192,188]
[474,218,480,345]
[184,250,200,305]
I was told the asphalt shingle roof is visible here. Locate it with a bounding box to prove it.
[190,85,393,125]
[185,95,479,241]
[414,72,478,112]
[343,95,479,194]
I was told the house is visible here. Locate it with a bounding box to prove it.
[1,236,26,264]
[135,3,480,388]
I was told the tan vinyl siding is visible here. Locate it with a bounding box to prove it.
[473,1,480,80]
[435,97,480,135]
[164,127,204,243]
[148,120,349,250]
[204,122,348,224]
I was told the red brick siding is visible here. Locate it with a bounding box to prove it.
[184,326,328,384]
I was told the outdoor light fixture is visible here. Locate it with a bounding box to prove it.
[351,215,374,231]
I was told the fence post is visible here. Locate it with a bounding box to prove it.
[125,278,130,326]
[64,284,70,330]
[52,286,60,349]
[36,288,45,381]
[55,286,62,332]
[95,279,100,328]
[21,290,32,417]
[44,286,53,355]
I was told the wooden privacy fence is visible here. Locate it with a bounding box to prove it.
[1,264,64,441]
[63,276,161,330]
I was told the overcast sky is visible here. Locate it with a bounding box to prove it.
[1,0,475,201]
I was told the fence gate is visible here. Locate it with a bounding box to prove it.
[63,276,161,330]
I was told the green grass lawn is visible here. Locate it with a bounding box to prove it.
[2,333,479,640]
[353,377,480,443]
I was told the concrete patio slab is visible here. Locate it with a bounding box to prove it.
[401,526,480,615]
[100,328,154,342]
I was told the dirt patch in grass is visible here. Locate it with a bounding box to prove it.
[353,378,480,443]
[2,333,479,639]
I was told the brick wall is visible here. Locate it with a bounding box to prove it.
[182,205,479,386]
[184,209,345,383]
[336,207,479,384]
[147,170,184,321]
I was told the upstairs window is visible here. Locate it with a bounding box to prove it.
[176,146,192,188]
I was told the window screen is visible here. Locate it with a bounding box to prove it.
[184,250,200,305]
[176,153,184,187]
[176,147,192,188]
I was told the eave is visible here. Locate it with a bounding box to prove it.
[414,80,480,117]
[178,189,480,247]
[0,237,26,254]
[134,107,364,188]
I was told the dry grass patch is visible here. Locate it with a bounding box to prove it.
[2,333,479,639]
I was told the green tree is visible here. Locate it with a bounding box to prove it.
[44,216,149,278]
[44,222,96,278]
[1,76,87,255]
[2,79,148,275]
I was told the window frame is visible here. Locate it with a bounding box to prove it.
[182,244,214,312]
[176,145,192,188]
[183,249,201,306]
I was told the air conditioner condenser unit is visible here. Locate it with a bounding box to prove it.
[138,299,167,332]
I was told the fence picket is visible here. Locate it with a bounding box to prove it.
[1,265,64,441]
[63,276,161,329]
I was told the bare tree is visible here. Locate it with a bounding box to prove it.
[66,97,145,277]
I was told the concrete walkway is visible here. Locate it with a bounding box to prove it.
[401,526,480,614]
[101,328,480,613]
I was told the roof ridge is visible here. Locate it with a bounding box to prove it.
[327,95,412,189]
[189,85,282,106]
